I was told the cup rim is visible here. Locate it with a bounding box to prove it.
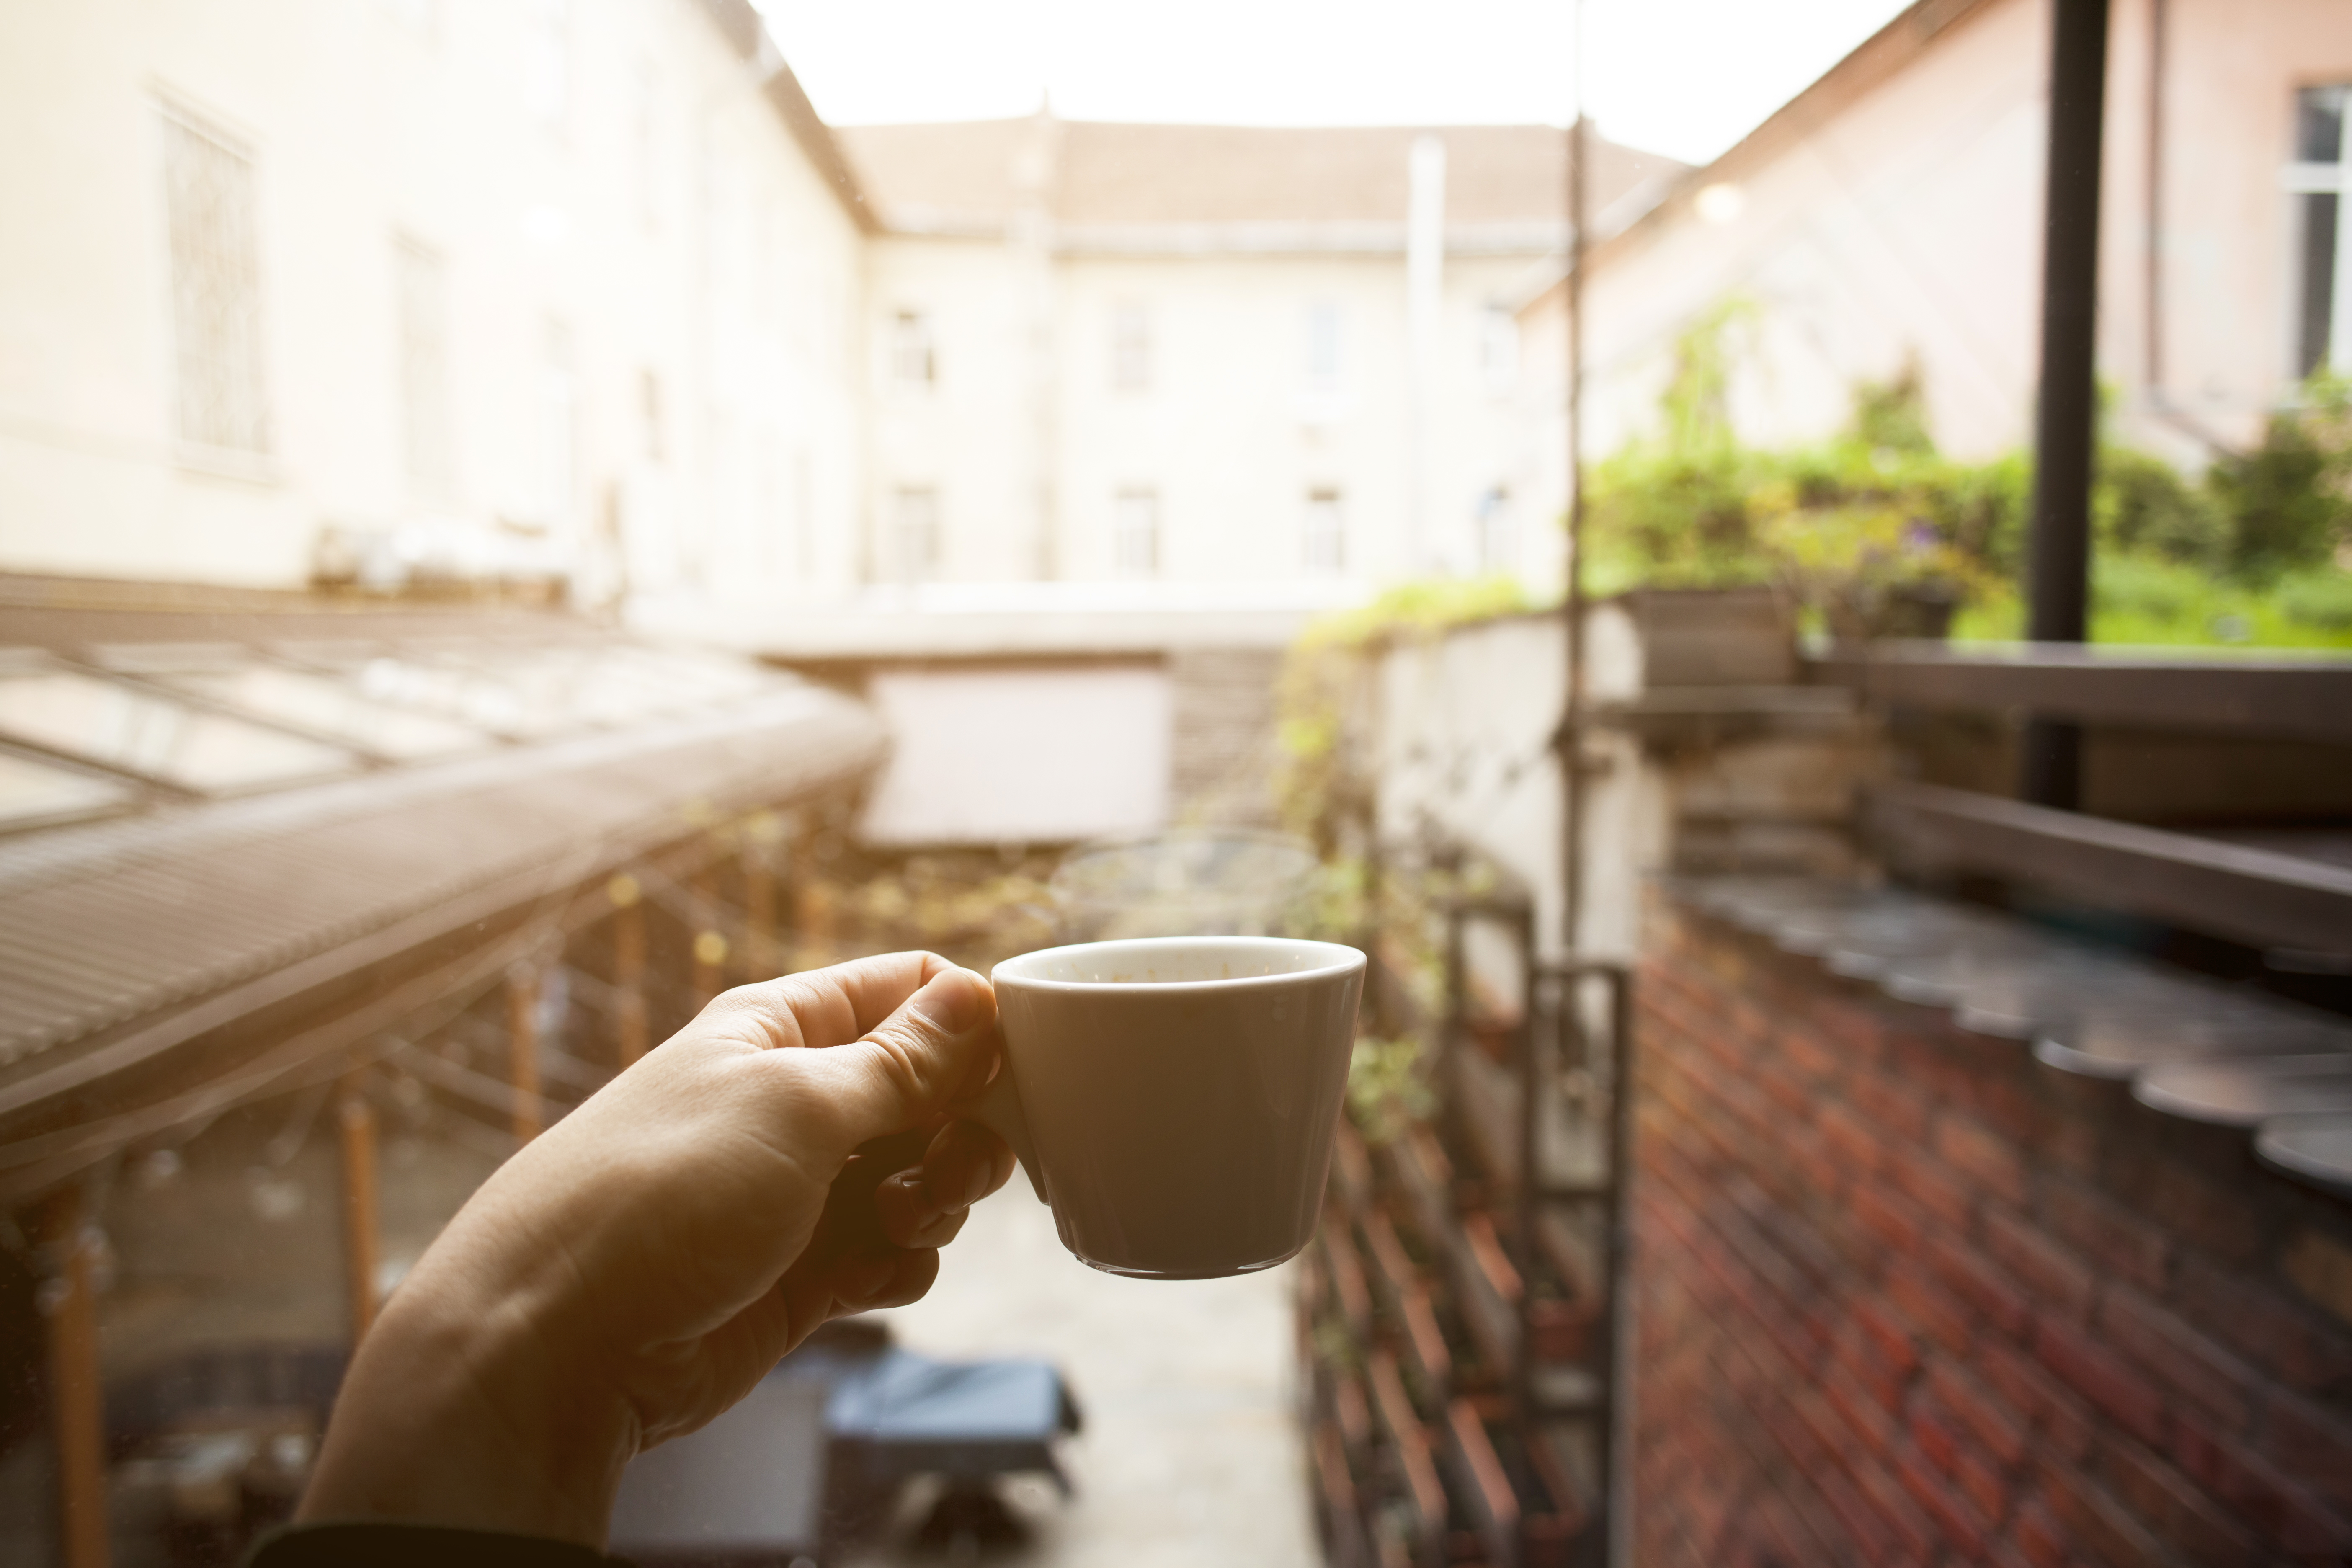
[992,934,1365,993]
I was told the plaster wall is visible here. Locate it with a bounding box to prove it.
[0,0,867,598]
[1517,0,2352,520]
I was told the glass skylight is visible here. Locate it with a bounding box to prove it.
[0,747,137,832]
[91,643,494,761]
[0,655,358,794]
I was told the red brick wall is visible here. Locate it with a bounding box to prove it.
[1634,898,2352,1566]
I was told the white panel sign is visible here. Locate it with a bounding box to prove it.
[859,665,1172,846]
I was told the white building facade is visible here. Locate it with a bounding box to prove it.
[0,0,870,604]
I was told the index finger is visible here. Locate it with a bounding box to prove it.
[720,950,958,1051]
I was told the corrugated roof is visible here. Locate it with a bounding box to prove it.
[0,610,885,1141]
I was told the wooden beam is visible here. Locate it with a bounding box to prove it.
[338,1076,380,1344]
[35,1184,109,1568]
[507,964,542,1144]
[691,865,725,1005]
[744,851,776,980]
[611,876,647,1069]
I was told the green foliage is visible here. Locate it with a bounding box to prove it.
[2205,376,2352,582]
[1589,318,2017,634]
[1589,301,2352,647]
[1850,358,1937,456]
[1274,575,1529,853]
[2278,568,2352,632]
[1346,1035,1434,1148]
[1955,559,2352,649]
[2097,445,2226,569]
[1585,300,1773,594]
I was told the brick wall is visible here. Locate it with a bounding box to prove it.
[1634,897,2352,1566]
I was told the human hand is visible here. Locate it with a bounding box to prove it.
[298,952,1014,1548]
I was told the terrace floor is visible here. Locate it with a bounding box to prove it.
[848,1182,1318,1567]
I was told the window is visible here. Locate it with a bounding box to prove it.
[890,311,935,387]
[1303,488,1345,575]
[1112,489,1159,576]
[2290,85,2351,378]
[793,450,815,578]
[162,108,268,454]
[395,238,451,496]
[1110,302,1151,392]
[1478,487,1515,575]
[1480,304,1519,396]
[640,369,664,463]
[1305,301,1342,396]
[524,0,569,129]
[539,322,575,529]
[891,487,939,583]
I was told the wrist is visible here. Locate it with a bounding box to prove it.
[301,1237,637,1546]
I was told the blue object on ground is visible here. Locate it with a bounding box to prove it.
[607,1323,1080,1565]
[826,1348,1083,1497]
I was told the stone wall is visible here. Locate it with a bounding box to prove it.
[1634,896,2352,1565]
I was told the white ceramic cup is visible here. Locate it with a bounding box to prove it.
[964,935,1366,1280]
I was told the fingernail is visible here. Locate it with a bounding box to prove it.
[836,1253,898,1303]
[912,968,987,1034]
[921,1155,988,1213]
[957,1161,992,1208]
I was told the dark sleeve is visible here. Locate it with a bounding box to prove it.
[245,1522,632,1568]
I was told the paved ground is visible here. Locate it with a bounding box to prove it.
[844,1183,1320,1568]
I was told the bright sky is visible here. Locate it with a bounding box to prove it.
[754,0,1917,168]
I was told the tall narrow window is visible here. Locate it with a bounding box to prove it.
[793,450,815,578]
[640,369,664,463]
[892,487,939,583]
[1304,301,1342,397]
[1303,488,1345,575]
[162,108,268,454]
[1479,304,1519,396]
[2290,86,2352,377]
[891,311,936,386]
[524,0,570,129]
[539,322,575,529]
[395,238,451,496]
[1111,302,1152,392]
[1478,487,1515,575]
[1112,488,1159,576]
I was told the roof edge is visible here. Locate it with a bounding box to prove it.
[1524,0,2002,312]
[695,0,880,235]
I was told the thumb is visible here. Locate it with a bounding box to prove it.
[820,965,999,1154]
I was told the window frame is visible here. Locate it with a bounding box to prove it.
[1302,487,1346,576]
[160,101,271,462]
[1110,302,1152,394]
[890,310,936,389]
[1112,487,1159,577]
[2286,84,2352,380]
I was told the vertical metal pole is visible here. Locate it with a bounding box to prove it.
[2143,0,2166,394]
[612,875,648,1068]
[37,1184,109,1568]
[508,962,543,1144]
[339,1075,380,1344]
[2021,0,2112,808]
[1511,910,1540,1441]
[1562,8,1591,959]
[1602,967,1635,1568]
